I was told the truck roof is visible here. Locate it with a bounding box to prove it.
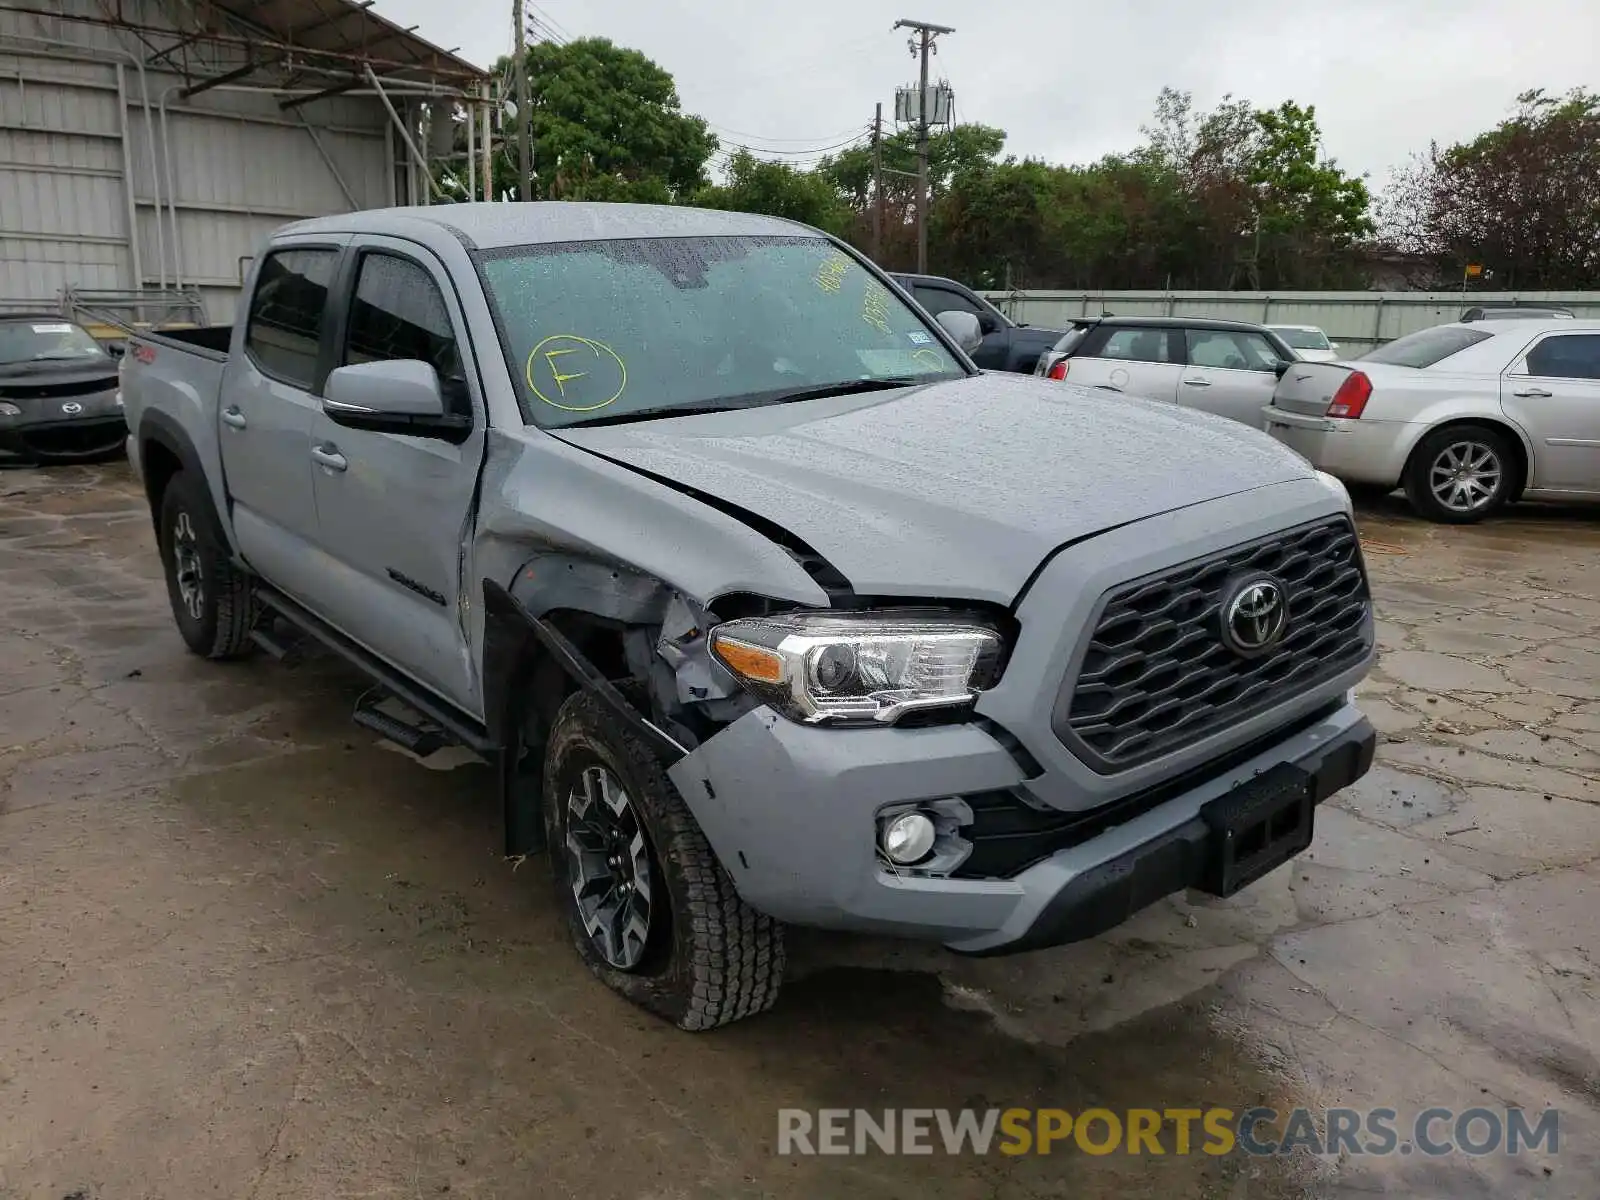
[281,202,819,250]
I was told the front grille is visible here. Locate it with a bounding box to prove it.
[1055,516,1370,773]
[0,375,117,401]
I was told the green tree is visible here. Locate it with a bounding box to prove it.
[818,123,1006,267]
[1382,88,1600,288]
[479,37,717,202]
[692,150,852,235]
[1247,101,1373,287]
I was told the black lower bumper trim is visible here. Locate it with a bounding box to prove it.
[957,716,1375,957]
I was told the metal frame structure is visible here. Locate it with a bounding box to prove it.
[0,0,493,329]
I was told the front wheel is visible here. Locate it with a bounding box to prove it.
[1403,425,1515,524]
[543,691,784,1030]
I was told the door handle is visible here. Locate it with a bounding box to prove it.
[310,444,348,472]
[1181,378,1212,387]
[221,407,247,429]
[1512,387,1552,398]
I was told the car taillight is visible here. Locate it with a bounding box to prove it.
[1046,359,1069,381]
[1326,370,1371,419]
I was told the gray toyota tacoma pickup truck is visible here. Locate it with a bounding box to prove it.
[121,203,1376,1030]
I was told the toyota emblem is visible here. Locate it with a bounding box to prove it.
[1219,574,1288,656]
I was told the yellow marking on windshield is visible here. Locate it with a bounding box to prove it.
[542,345,589,395]
[912,348,945,371]
[814,253,850,294]
[862,283,893,336]
[526,334,628,412]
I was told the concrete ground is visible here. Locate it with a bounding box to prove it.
[1,462,1596,1200]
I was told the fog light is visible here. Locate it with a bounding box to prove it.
[880,811,937,865]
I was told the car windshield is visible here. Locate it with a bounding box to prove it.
[0,319,109,366]
[1271,327,1330,350]
[477,235,966,427]
[1361,326,1493,369]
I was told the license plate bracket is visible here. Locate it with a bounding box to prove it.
[1197,765,1314,897]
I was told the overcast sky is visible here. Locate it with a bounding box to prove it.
[375,0,1600,187]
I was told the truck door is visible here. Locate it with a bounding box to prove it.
[1179,328,1284,427]
[220,243,343,604]
[305,239,486,714]
[1501,331,1600,492]
[910,282,1009,370]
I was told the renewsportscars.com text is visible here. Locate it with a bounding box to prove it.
[777,1106,1560,1158]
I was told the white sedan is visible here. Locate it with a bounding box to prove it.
[1267,324,1342,363]
[1263,320,1600,523]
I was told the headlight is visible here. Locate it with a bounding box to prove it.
[708,610,1004,726]
[0,402,21,417]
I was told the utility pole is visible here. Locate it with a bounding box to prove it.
[871,102,884,262]
[894,18,952,274]
[513,0,532,202]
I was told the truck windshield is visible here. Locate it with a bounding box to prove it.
[477,235,966,427]
[0,319,109,366]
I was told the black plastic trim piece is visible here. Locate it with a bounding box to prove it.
[956,716,1374,956]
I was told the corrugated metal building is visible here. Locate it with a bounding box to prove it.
[0,0,486,325]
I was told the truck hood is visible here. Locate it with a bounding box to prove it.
[553,374,1316,604]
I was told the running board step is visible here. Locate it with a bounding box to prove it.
[248,626,293,660]
[352,694,452,758]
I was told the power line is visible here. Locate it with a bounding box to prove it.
[715,131,870,158]
[706,123,867,147]
[527,2,576,43]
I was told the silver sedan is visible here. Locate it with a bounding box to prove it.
[1263,320,1600,522]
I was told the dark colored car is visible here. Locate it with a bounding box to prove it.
[1460,304,1574,322]
[887,273,1064,373]
[0,315,125,463]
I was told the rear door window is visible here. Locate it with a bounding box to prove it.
[245,248,339,390]
[1522,333,1600,381]
[1096,327,1175,363]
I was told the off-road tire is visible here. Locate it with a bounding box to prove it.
[156,470,254,659]
[543,691,784,1030]
[1403,423,1515,524]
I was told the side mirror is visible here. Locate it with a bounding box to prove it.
[936,310,984,355]
[976,311,999,335]
[323,359,469,441]
[1328,343,1341,356]
[1273,359,1293,378]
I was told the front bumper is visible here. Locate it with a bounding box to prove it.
[1262,407,1419,487]
[669,699,1373,954]
[0,390,126,458]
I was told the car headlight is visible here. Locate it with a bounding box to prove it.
[0,401,21,417]
[708,610,1004,726]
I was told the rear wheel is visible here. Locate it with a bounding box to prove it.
[156,470,254,658]
[1403,424,1515,524]
[543,691,784,1030]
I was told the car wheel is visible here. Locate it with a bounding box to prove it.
[543,691,784,1030]
[157,470,254,659]
[1403,425,1514,524]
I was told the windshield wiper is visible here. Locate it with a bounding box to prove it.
[561,402,756,429]
[735,376,926,407]
[559,378,931,429]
